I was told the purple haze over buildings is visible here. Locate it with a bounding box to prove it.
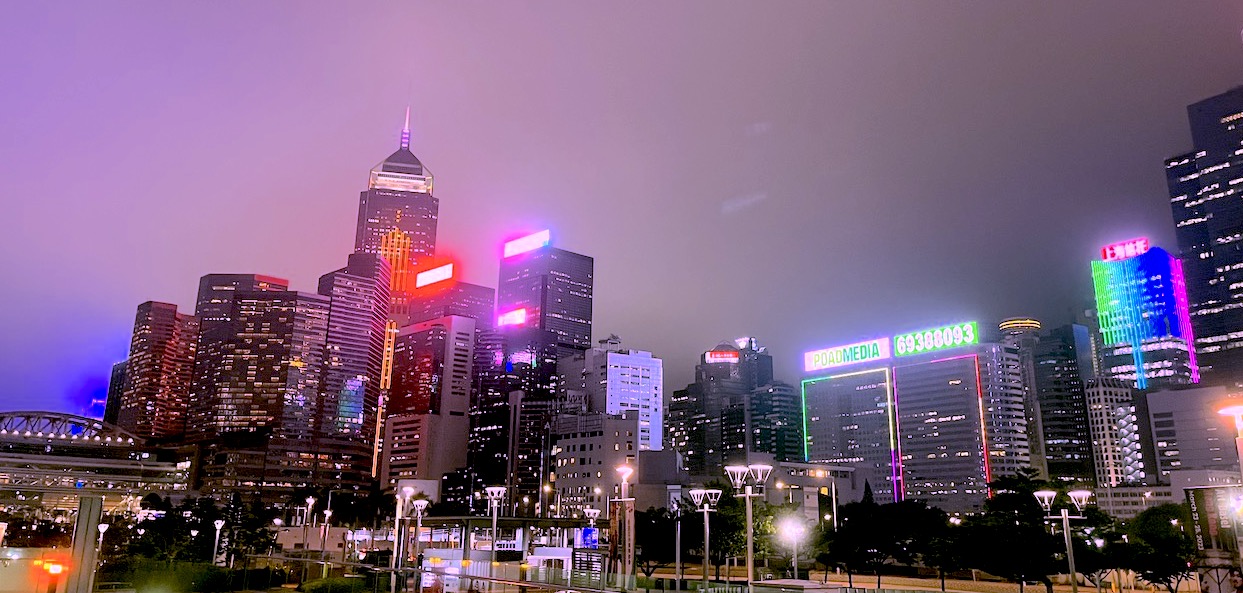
[2,3,1243,415]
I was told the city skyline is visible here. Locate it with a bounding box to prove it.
[4,3,1243,415]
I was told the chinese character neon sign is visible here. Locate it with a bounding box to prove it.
[893,322,978,357]
[804,338,891,372]
[503,230,551,258]
[1101,237,1150,262]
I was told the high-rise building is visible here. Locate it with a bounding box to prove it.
[379,315,475,490]
[188,290,332,503]
[1085,378,1136,487]
[496,230,594,355]
[1032,324,1095,484]
[1144,385,1241,478]
[317,253,391,484]
[1091,238,1199,390]
[1166,86,1243,383]
[117,302,199,440]
[104,360,127,426]
[667,338,775,478]
[354,110,439,321]
[558,335,664,451]
[749,381,805,463]
[801,321,1030,513]
[999,318,1048,478]
[194,274,289,334]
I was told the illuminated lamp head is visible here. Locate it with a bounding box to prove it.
[503,230,551,258]
[1218,404,1243,433]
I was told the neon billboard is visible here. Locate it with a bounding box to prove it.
[503,230,551,258]
[497,308,527,327]
[1100,237,1150,262]
[804,338,891,372]
[414,263,454,288]
[893,322,978,357]
[704,350,740,364]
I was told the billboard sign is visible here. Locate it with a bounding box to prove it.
[893,322,978,357]
[704,350,740,364]
[804,338,891,372]
[414,263,454,288]
[503,230,551,258]
[1101,237,1151,262]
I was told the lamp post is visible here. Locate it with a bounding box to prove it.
[485,486,507,582]
[725,464,773,592]
[778,517,807,580]
[320,509,334,579]
[615,465,635,589]
[671,496,683,593]
[213,519,226,567]
[303,495,316,563]
[411,499,429,593]
[690,488,723,590]
[1035,489,1093,593]
[393,486,415,593]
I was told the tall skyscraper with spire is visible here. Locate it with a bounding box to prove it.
[354,109,439,324]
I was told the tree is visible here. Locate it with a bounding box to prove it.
[959,491,1061,593]
[1072,507,1126,593]
[818,497,887,587]
[635,508,676,585]
[1121,504,1196,593]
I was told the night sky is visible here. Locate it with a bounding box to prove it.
[3,3,1243,415]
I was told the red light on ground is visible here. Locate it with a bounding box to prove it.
[45,563,64,574]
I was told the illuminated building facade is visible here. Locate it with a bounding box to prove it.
[1085,378,1137,487]
[801,322,1030,513]
[193,273,289,334]
[496,230,594,355]
[317,253,391,486]
[354,110,439,322]
[1166,86,1243,383]
[380,315,475,489]
[1091,239,1199,390]
[188,290,333,502]
[999,317,1047,478]
[104,360,126,426]
[118,301,199,440]
[558,335,665,451]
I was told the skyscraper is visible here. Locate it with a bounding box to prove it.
[496,230,594,355]
[118,302,198,440]
[194,274,289,334]
[317,253,391,484]
[999,317,1048,478]
[104,360,127,426]
[667,339,774,478]
[801,321,1030,513]
[354,110,439,322]
[380,315,475,489]
[1091,238,1199,390]
[1032,324,1095,484]
[188,290,332,502]
[1085,378,1137,487]
[1166,86,1243,383]
[558,335,665,451]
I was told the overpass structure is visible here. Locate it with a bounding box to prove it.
[0,411,188,512]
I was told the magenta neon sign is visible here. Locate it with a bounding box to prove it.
[497,308,527,327]
[503,230,551,258]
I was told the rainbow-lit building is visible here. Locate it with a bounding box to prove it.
[1090,238,1199,390]
[801,322,1029,514]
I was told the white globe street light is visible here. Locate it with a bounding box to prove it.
[777,516,807,579]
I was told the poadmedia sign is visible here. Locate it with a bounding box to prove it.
[804,338,890,372]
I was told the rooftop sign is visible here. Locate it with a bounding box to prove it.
[893,322,978,357]
[1101,237,1150,262]
[414,263,454,288]
[705,350,740,364]
[804,338,891,372]
[497,308,527,327]
[503,230,551,258]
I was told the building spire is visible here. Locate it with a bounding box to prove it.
[400,106,411,150]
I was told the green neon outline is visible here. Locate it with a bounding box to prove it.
[800,367,894,470]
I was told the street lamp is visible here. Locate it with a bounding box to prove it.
[97,523,109,548]
[213,519,226,567]
[303,495,316,558]
[411,499,429,593]
[725,463,773,592]
[616,465,636,588]
[393,485,416,593]
[671,496,683,593]
[485,486,507,579]
[1035,489,1093,593]
[584,507,600,528]
[777,516,807,580]
[689,488,723,590]
[320,509,334,578]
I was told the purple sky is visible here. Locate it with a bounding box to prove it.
[3,3,1243,415]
